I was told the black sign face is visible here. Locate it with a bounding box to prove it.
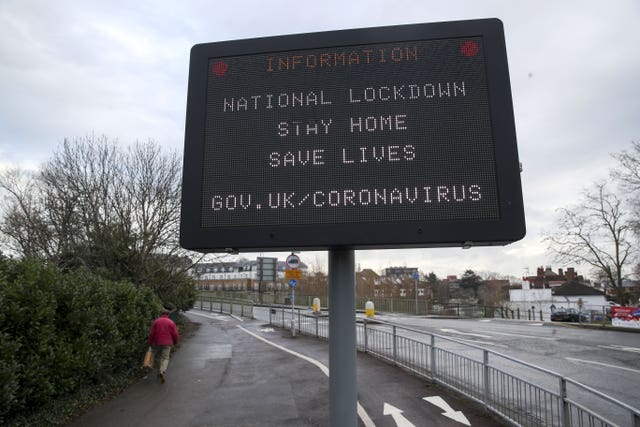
[181,19,525,252]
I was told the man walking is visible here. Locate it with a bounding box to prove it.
[148,308,179,383]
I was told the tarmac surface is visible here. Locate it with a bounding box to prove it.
[68,309,504,427]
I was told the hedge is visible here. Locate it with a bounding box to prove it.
[0,257,163,423]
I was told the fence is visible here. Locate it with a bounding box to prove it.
[196,291,627,328]
[266,305,639,427]
[195,296,254,319]
[198,291,514,319]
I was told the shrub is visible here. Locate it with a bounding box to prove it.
[0,257,163,423]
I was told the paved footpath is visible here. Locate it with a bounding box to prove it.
[69,310,504,427]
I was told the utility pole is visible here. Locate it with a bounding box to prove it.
[413,271,420,315]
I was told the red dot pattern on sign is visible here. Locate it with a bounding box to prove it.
[212,61,228,77]
[460,40,479,57]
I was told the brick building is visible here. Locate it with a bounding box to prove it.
[523,267,584,289]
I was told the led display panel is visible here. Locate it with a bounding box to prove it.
[181,19,525,252]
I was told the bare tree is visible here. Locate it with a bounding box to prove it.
[477,282,509,306]
[612,140,640,236]
[0,169,52,257]
[0,135,196,308]
[612,141,640,190]
[545,182,636,303]
[36,137,125,268]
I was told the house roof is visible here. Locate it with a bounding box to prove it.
[358,269,380,279]
[552,281,604,296]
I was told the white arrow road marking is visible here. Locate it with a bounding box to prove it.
[423,396,471,426]
[439,328,492,339]
[383,403,415,427]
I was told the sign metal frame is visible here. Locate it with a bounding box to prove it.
[180,18,525,252]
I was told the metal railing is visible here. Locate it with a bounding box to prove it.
[194,296,254,319]
[197,290,513,319]
[267,305,640,427]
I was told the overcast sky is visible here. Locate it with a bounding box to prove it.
[1,0,639,280]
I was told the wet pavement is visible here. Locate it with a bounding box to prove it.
[68,309,504,426]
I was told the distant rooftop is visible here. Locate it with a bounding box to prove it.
[552,282,604,297]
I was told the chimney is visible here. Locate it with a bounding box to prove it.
[558,268,564,277]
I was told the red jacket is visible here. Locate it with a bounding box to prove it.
[148,314,179,346]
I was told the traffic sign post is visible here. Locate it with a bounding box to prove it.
[256,257,277,304]
[291,283,296,337]
[285,269,302,279]
[179,18,525,426]
[286,254,302,337]
[285,253,301,269]
[256,257,277,282]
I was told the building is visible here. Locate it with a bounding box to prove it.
[509,281,607,318]
[364,267,425,298]
[191,259,307,291]
[552,282,607,308]
[522,267,584,289]
[357,269,382,296]
[443,275,460,290]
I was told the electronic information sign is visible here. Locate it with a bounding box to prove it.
[181,18,525,252]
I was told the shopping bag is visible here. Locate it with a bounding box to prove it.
[142,347,154,370]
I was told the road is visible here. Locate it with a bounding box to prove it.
[253,306,640,421]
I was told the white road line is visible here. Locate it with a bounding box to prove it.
[477,330,557,341]
[237,325,376,427]
[449,337,508,348]
[439,328,492,339]
[477,319,544,327]
[598,344,640,353]
[565,357,640,374]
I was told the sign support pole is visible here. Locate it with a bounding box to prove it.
[329,248,356,426]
